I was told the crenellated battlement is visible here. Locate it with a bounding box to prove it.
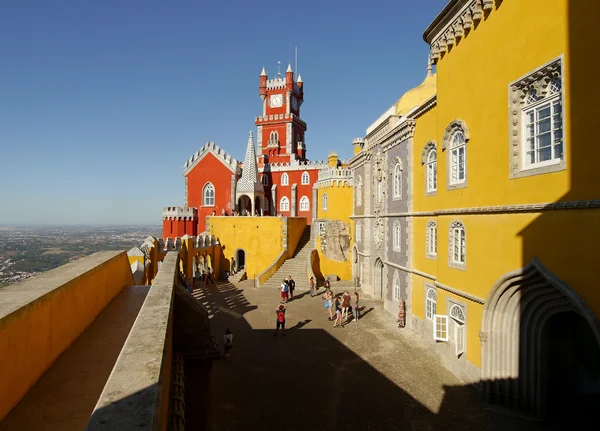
[183,141,239,175]
[158,234,217,252]
[317,168,353,181]
[353,137,365,146]
[255,113,307,129]
[260,159,328,173]
[162,206,197,220]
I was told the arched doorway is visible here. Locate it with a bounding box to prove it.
[236,249,246,270]
[238,195,251,214]
[254,197,261,215]
[374,258,385,299]
[352,246,359,287]
[481,258,600,420]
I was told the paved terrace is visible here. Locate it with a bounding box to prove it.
[196,280,548,431]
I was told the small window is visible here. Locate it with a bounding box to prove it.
[270,131,279,145]
[301,171,310,185]
[377,181,382,202]
[356,223,361,243]
[281,173,289,186]
[299,196,310,211]
[262,174,269,186]
[427,150,437,193]
[426,221,437,258]
[322,193,328,211]
[280,196,289,211]
[393,271,400,301]
[393,164,402,198]
[393,222,401,251]
[433,315,449,341]
[425,287,436,320]
[450,131,466,185]
[202,183,215,207]
[318,221,326,234]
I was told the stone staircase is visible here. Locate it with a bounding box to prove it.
[262,226,313,291]
[228,269,247,284]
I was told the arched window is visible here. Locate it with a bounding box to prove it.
[356,176,363,207]
[270,131,279,145]
[281,173,289,186]
[279,196,289,212]
[426,220,437,258]
[426,287,436,320]
[393,271,401,301]
[377,181,382,203]
[262,174,268,186]
[356,223,361,243]
[449,304,466,356]
[427,149,437,192]
[393,221,401,251]
[322,193,328,211]
[450,131,466,185]
[393,164,402,198]
[299,196,310,211]
[202,183,215,206]
[301,171,310,185]
[449,220,466,269]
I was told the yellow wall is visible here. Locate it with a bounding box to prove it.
[316,182,354,280]
[410,0,600,370]
[0,251,134,422]
[208,216,306,281]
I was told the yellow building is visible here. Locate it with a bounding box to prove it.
[407,0,600,420]
[313,152,354,281]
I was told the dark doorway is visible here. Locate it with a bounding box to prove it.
[236,250,246,270]
[254,197,261,215]
[544,311,600,422]
[238,196,251,214]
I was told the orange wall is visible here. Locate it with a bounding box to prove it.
[186,152,237,232]
[0,251,134,421]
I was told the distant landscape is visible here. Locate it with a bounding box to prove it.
[0,225,162,288]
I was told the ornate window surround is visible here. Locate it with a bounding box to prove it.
[425,284,437,321]
[393,221,401,251]
[508,56,565,179]
[322,193,328,211]
[301,171,310,185]
[426,220,437,260]
[390,157,402,200]
[356,176,363,207]
[448,219,466,270]
[422,141,438,196]
[442,120,470,190]
[447,299,467,357]
[393,270,401,301]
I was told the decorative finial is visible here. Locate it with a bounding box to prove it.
[286,63,293,73]
[261,66,267,76]
[427,55,433,77]
[277,61,281,77]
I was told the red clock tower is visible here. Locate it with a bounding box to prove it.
[256,64,306,166]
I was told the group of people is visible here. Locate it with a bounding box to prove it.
[322,284,359,328]
[192,266,214,290]
[279,275,296,302]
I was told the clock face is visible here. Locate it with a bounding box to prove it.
[291,96,298,111]
[270,94,283,108]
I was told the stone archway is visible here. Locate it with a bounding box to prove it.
[481,258,600,419]
[374,258,385,300]
[235,249,246,270]
[238,195,251,214]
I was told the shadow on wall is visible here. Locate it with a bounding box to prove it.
[482,1,600,425]
[310,249,324,284]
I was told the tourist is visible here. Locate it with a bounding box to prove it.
[309,277,315,297]
[223,328,233,360]
[275,304,286,336]
[231,256,236,274]
[323,287,334,321]
[200,270,206,289]
[341,291,351,321]
[287,275,295,300]
[353,292,360,323]
[212,210,217,216]
[207,267,214,285]
[221,209,226,216]
[333,296,343,328]
[324,277,331,289]
[280,279,289,303]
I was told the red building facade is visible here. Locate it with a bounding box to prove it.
[162,63,326,240]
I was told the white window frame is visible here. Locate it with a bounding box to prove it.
[433,314,449,342]
[393,164,402,198]
[449,131,466,186]
[270,131,279,145]
[448,220,466,270]
[521,80,563,170]
[393,222,401,251]
[426,221,437,258]
[426,149,437,193]
[450,304,466,356]
[322,193,328,211]
[262,174,269,186]
[356,223,361,243]
[279,196,289,212]
[356,176,362,207]
[299,195,309,211]
[393,271,400,301]
[301,171,310,185]
[281,173,289,186]
[202,182,215,207]
[425,287,436,321]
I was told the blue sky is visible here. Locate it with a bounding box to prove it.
[0,0,446,225]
